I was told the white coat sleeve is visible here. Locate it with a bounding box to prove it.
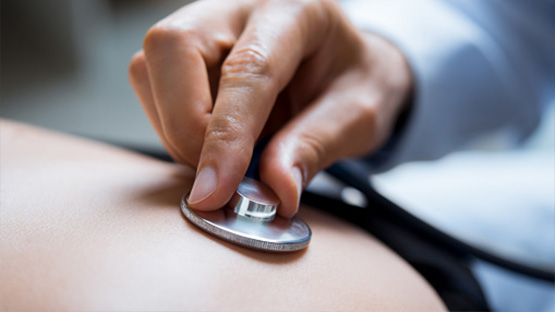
[341,0,555,170]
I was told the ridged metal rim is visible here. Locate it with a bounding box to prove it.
[180,194,311,252]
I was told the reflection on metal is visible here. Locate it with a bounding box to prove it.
[230,177,279,221]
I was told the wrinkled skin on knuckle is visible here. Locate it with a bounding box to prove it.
[205,115,253,151]
[220,46,275,86]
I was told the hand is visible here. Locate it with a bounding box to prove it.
[129,0,412,218]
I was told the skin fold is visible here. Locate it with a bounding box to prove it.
[129,0,413,218]
[0,120,444,311]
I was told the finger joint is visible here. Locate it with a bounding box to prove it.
[220,46,275,87]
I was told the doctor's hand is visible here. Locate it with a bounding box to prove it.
[129,0,412,218]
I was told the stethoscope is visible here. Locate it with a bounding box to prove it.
[178,138,554,283]
[133,141,554,284]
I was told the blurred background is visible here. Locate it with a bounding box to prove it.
[1,0,554,311]
[1,0,193,149]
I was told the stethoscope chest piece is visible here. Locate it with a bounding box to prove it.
[181,177,311,252]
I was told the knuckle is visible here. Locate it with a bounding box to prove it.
[354,97,378,125]
[353,96,384,149]
[362,103,378,123]
[205,116,250,146]
[274,0,333,28]
[144,25,174,52]
[221,46,274,84]
[143,24,198,56]
[128,51,147,79]
[298,131,328,172]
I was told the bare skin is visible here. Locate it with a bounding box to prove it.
[0,120,444,311]
[129,0,412,218]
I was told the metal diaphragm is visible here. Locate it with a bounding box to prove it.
[180,177,311,252]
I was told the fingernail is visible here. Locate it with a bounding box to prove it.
[292,166,303,203]
[189,166,217,205]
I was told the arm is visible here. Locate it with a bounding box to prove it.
[0,120,445,311]
[342,0,555,170]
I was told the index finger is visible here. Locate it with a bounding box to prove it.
[188,1,332,210]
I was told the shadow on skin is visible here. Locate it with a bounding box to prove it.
[135,169,194,209]
[186,218,309,264]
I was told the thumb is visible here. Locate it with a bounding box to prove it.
[259,88,386,218]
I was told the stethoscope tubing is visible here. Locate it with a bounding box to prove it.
[318,160,554,283]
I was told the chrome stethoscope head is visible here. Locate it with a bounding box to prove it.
[181,177,311,252]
